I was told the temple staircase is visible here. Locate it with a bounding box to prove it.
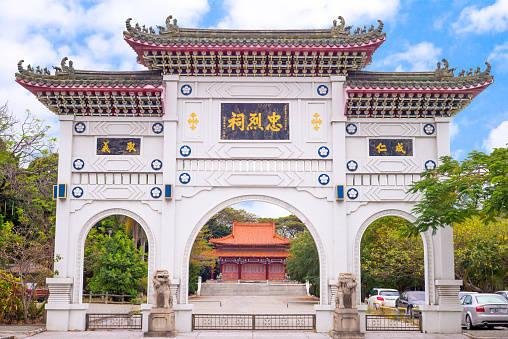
[199,281,308,296]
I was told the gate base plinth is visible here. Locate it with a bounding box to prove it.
[329,331,365,339]
[144,308,178,337]
[144,331,179,337]
[330,309,364,339]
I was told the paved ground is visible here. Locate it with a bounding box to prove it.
[4,326,508,339]
[190,296,318,314]
[0,325,44,339]
[24,330,469,338]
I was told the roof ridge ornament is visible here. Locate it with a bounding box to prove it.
[17,60,56,77]
[331,17,383,37]
[125,18,158,36]
[435,59,492,81]
[157,15,180,36]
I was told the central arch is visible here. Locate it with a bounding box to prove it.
[180,194,328,305]
[73,208,156,304]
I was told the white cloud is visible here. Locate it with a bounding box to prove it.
[483,120,508,152]
[489,40,508,70]
[0,0,210,137]
[380,42,442,72]
[449,121,459,140]
[451,148,465,160]
[452,0,508,34]
[216,0,400,29]
[232,202,291,218]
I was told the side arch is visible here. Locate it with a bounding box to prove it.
[353,209,435,304]
[179,194,328,305]
[73,208,156,304]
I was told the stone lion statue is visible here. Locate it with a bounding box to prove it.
[335,272,357,309]
[153,269,172,309]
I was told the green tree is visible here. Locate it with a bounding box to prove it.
[286,230,320,296]
[189,226,217,294]
[408,147,508,234]
[205,207,258,239]
[454,217,508,292]
[259,214,305,239]
[0,270,23,323]
[0,104,58,323]
[86,228,147,297]
[360,217,425,298]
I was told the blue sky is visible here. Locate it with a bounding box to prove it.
[1,0,507,218]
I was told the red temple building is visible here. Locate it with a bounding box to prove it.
[208,221,290,281]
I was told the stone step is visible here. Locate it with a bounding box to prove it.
[199,283,308,296]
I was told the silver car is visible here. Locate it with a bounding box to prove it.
[461,293,508,329]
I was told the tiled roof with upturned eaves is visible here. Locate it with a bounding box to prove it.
[123,15,386,48]
[15,59,164,117]
[346,60,493,91]
[344,60,494,118]
[15,59,163,89]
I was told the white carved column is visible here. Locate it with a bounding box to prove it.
[419,117,462,333]
[53,115,74,278]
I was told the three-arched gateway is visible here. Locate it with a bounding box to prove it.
[16,15,493,334]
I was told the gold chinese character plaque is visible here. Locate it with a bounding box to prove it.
[368,139,413,156]
[97,138,141,155]
[221,103,289,140]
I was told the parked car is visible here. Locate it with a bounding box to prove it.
[495,291,508,301]
[461,293,508,329]
[25,283,49,301]
[459,291,479,299]
[395,291,425,315]
[367,288,400,310]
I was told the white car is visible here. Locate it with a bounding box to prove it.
[367,288,400,310]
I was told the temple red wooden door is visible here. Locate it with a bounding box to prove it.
[242,263,265,280]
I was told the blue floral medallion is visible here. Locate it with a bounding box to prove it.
[346,123,357,135]
[317,85,329,96]
[73,159,85,170]
[151,159,162,171]
[318,174,330,185]
[150,187,162,199]
[318,146,330,158]
[347,188,359,200]
[152,123,164,134]
[74,122,86,133]
[179,173,191,184]
[181,85,192,96]
[72,186,84,198]
[180,145,191,157]
[347,160,358,172]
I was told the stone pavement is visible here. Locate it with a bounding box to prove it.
[191,295,318,314]
[8,327,508,339]
[26,330,470,338]
[0,325,45,339]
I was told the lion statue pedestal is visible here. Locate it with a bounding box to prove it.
[144,270,178,337]
[330,273,364,339]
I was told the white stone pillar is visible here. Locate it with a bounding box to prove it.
[420,117,462,333]
[330,76,348,295]
[53,115,74,278]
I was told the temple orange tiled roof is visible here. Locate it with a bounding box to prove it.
[210,221,290,247]
[202,249,290,258]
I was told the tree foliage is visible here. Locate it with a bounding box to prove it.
[189,226,216,294]
[85,227,147,297]
[0,271,23,323]
[0,104,58,323]
[260,214,305,239]
[408,147,508,234]
[360,217,425,297]
[454,217,508,293]
[286,230,320,296]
